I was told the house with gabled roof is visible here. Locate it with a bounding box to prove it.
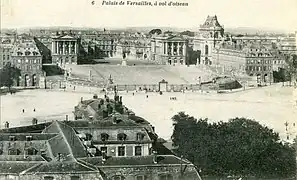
[0,94,202,180]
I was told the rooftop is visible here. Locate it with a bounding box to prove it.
[78,154,191,166]
[200,15,223,29]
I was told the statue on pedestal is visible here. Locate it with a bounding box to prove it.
[122,52,127,66]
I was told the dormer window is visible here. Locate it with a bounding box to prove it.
[136,133,145,141]
[9,136,16,141]
[101,133,109,141]
[117,133,127,141]
[26,136,33,141]
[8,148,20,155]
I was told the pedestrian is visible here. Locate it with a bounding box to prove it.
[146,95,148,98]
[22,109,25,113]
[33,108,36,112]
[132,92,134,96]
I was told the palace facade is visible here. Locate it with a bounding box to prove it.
[51,33,79,67]
[150,34,188,65]
[193,15,224,65]
[10,39,43,87]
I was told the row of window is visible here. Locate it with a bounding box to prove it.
[15,59,41,64]
[17,51,39,56]
[98,133,145,141]
[17,65,41,71]
[100,145,142,156]
[110,174,173,180]
[2,54,10,60]
[44,176,79,180]
[247,66,272,71]
[247,59,284,64]
[43,174,173,180]
[0,147,38,155]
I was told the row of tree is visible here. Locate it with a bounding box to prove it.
[171,112,296,178]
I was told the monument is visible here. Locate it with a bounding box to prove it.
[122,52,127,66]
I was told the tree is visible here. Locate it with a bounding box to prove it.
[180,30,195,37]
[284,54,297,86]
[171,112,296,178]
[149,29,162,35]
[0,63,21,92]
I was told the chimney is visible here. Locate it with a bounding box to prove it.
[65,115,68,121]
[112,116,117,124]
[153,151,158,164]
[102,110,108,118]
[4,121,9,129]
[100,99,104,105]
[102,151,107,164]
[32,118,38,125]
[80,97,83,102]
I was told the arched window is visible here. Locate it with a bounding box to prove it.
[117,133,127,141]
[205,45,209,55]
[101,133,109,141]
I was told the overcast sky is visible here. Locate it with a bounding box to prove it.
[1,0,297,32]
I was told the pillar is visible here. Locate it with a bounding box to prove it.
[183,43,186,57]
[52,41,54,55]
[62,41,65,55]
[74,42,77,54]
[55,41,58,54]
[68,41,71,54]
[171,42,174,55]
[177,42,180,56]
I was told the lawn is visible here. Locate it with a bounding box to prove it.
[0,84,296,142]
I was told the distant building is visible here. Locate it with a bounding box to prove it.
[277,36,296,55]
[213,42,281,84]
[0,44,13,68]
[10,39,43,87]
[150,34,188,65]
[193,15,225,65]
[116,38,151,60]
[51,33,79,67]
[295,31,297,53]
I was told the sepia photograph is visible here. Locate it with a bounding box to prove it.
[0,0,297,179]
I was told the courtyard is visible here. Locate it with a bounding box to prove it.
[0,83,296,142]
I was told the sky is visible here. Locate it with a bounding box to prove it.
[1,0,297,32]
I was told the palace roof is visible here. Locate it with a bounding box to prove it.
[200,15,223,29]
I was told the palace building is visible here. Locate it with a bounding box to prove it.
[51,32,79,67]
[116,37,151,60]
[10,39,43,87]
[150,34,188,65]
[193,15,224,65]
[212,41,281,84]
